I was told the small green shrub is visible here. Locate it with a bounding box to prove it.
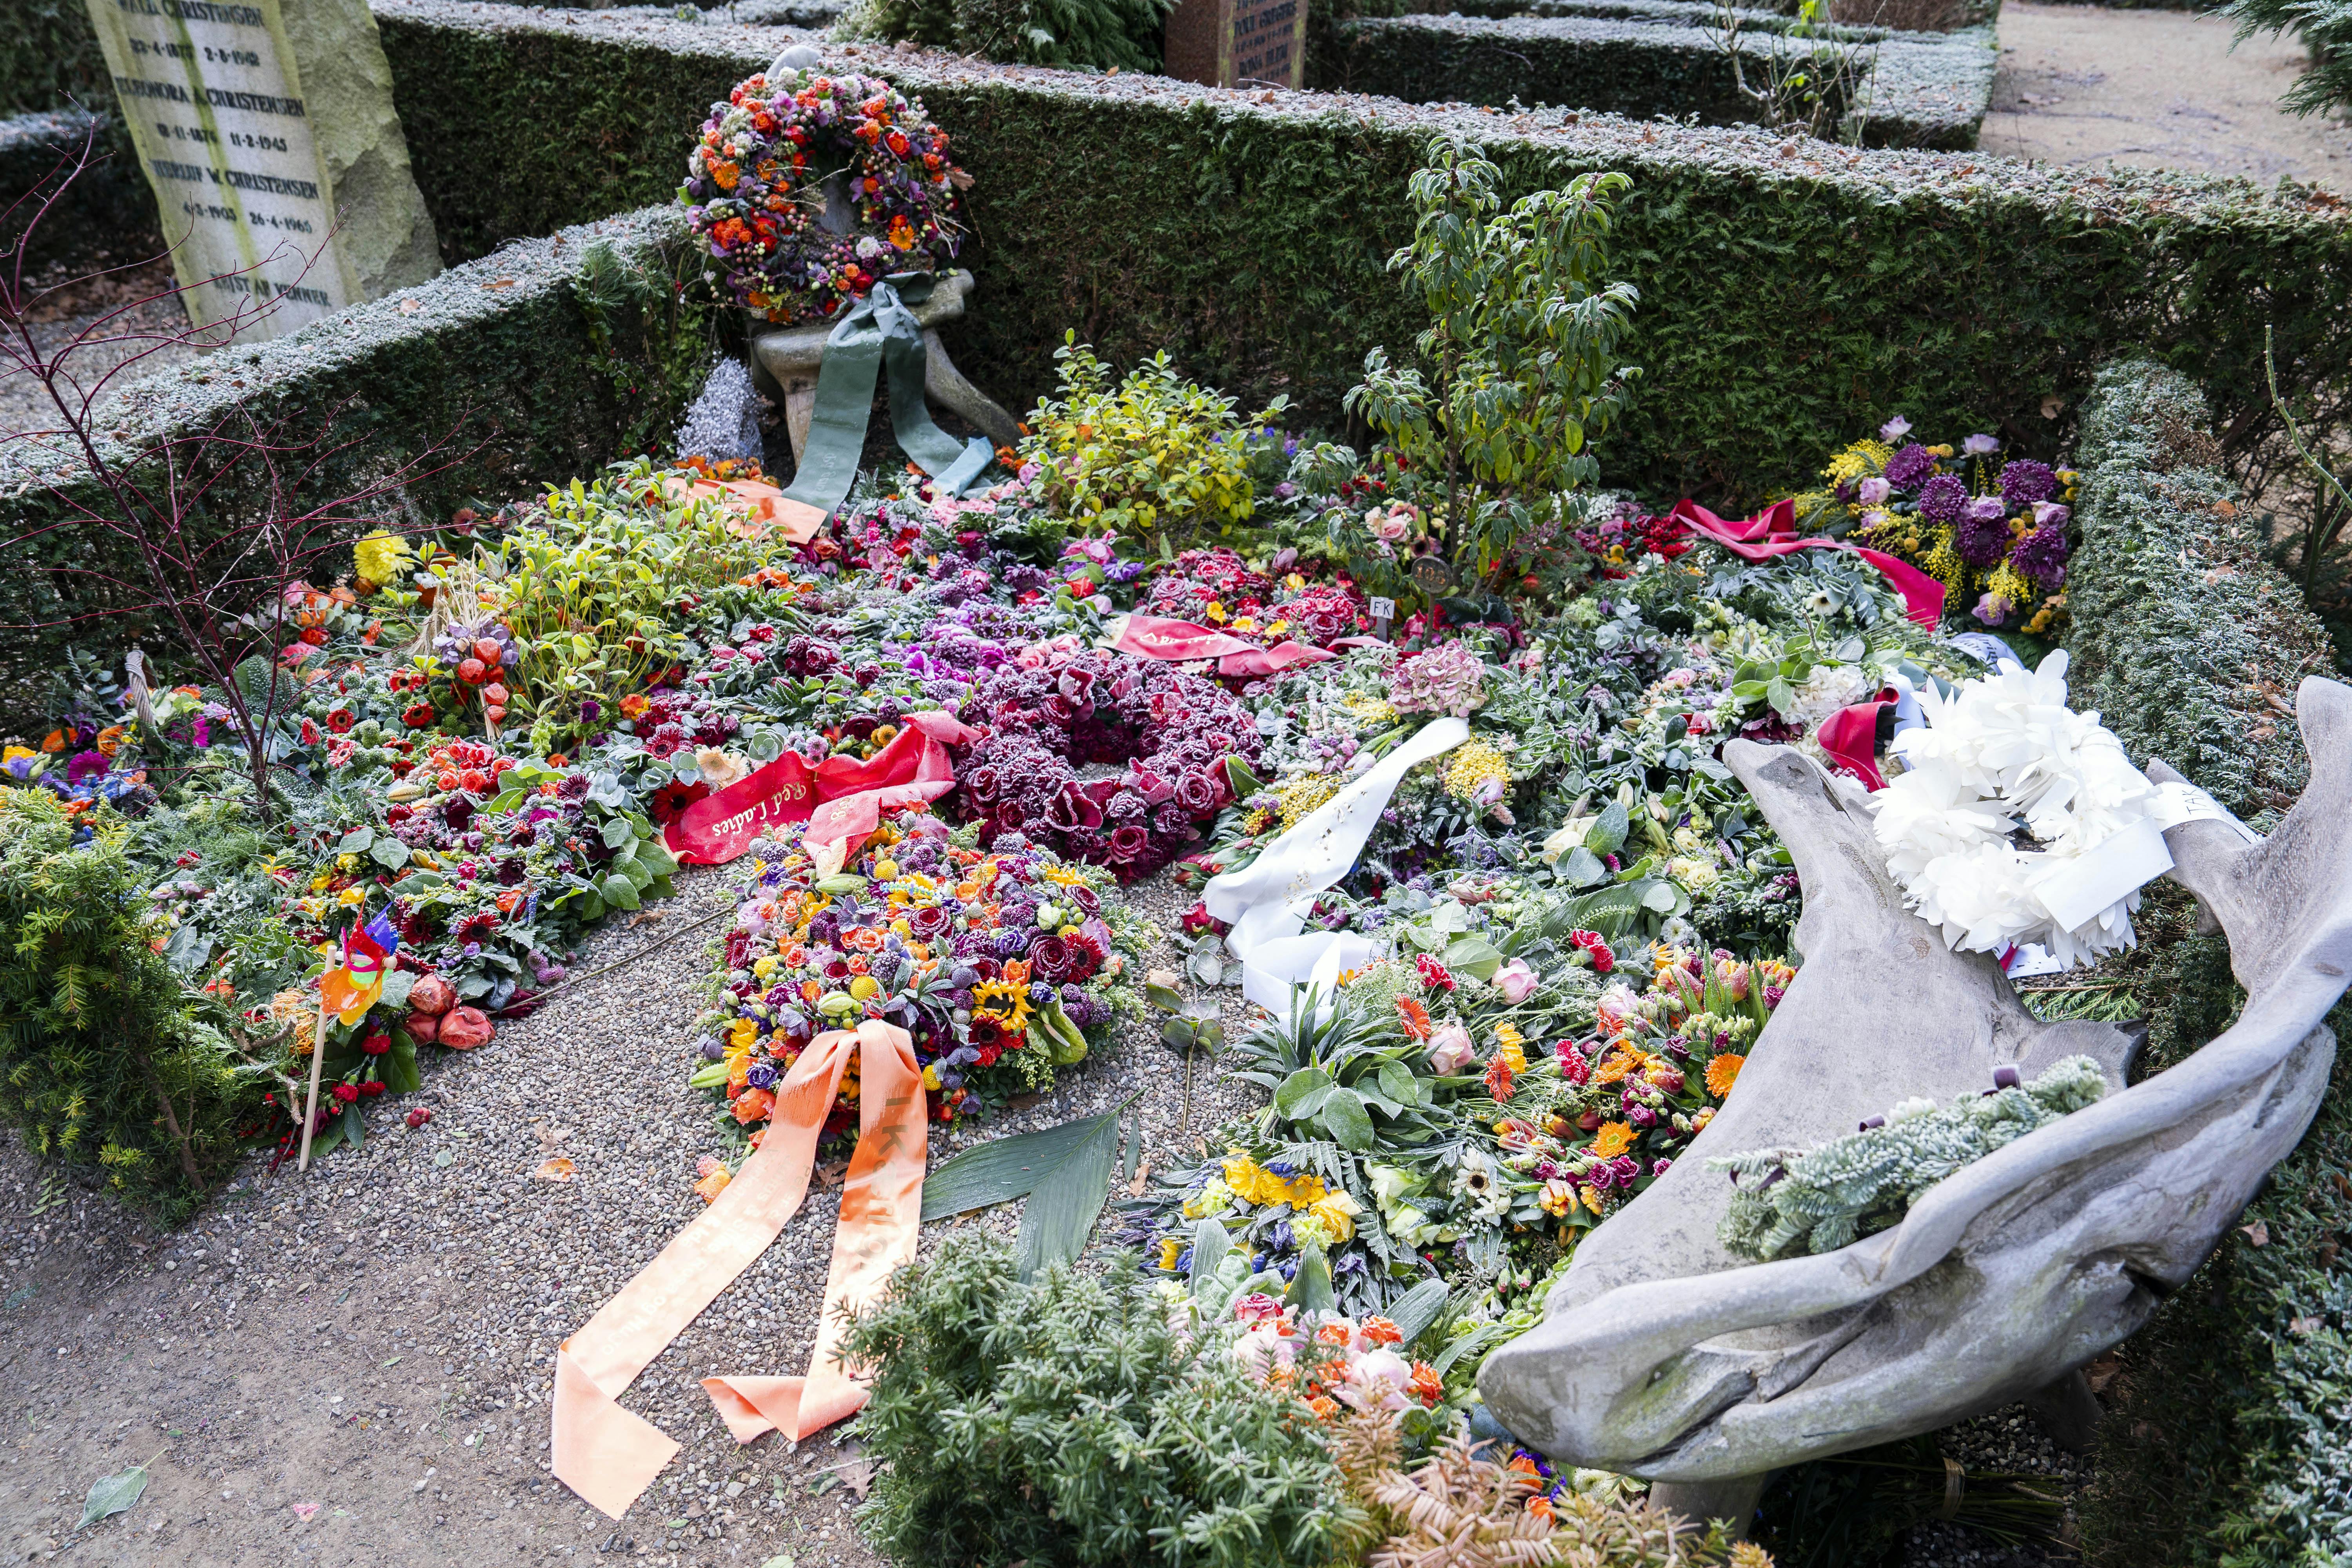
[1020,336,1285,542]
[0,790,260,1221]
[843,1232,1372,1568]
[2226,0,2352,120]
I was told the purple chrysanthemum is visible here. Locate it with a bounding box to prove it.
[1954,498,2012,568]
[65,750,109,786]
[1883,443,1936,490]
[1999,459,2057,509]
[1916,473,1969,524]
[2009,522,2071,585]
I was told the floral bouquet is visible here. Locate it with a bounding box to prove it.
[679,69,969,327]
[689,809,1137,1137]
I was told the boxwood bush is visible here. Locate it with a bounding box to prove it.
[2059,359,2352,1568]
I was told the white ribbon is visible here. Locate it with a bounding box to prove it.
[1204,717,1472,1011]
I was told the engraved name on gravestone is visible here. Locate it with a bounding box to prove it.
[1163,0,1308,90]
[83,0,440,343]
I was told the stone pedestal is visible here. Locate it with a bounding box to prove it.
[83,0,441,343]
[1164,0,1307,89]
[746,270,1020,464]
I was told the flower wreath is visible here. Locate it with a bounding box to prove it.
[1868,652,2244,970]
[679,69,970,327]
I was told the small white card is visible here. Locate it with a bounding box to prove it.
[1368,597,1396,621]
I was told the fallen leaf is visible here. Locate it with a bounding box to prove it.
[1126,1157,1152,1198]
[290,1501,320,1522]
[840,1458,875,1498]
[2291,1315,2323,1336]
[483,278,516,291]
[815,1158,851,1190]
[398,298,423,315]
[2241,1219,2270,1247]
[2040,394,2064,419]
[81,1462,150,1527]
[2082,1353,2122,1394]
[533,1157,576,1182]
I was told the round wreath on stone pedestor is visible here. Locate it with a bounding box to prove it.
[678,67,971,327]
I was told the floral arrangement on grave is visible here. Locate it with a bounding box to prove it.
[688,809,1138,1141]
[679,68,970,327]
[1791,418,2078,635]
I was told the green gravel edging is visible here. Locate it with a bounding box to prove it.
[2061,358,2352,1568]
[1322,12,1993,148]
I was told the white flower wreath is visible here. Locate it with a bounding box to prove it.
[1869,652,2250,970]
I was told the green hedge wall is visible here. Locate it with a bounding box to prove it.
[0,0,109,117]
[1320,12,1994,149]
[0,204,700,728]
[2058,359,2352,1568]
[370,0,2352,508]
[0,108,165,274]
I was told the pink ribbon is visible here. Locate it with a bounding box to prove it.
[1111,613,1336,679]
[1670,499,1946,630]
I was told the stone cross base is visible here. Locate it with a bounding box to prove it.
[746,269,1021,464]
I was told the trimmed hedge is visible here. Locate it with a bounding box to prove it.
[0,108,165,275]
[0,0,109,117]
[1321,11,1994,149]
[368,0,2352,505]
[2058,359,2352,1568]
[0,204,702,728]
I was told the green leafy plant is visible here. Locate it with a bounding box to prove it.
[1020,335,1287,543]
[841,0,1172,73]
[918,1102,1141,1277]
[2227,0,2352,120]
[1347,139,1639,593]
[0,791,265,1221]
[574,237,720,460]
[844,1232,1373,1568]
[1708,0,1883,144]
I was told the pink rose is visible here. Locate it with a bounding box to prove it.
[1492,958,1538,1005]
[1427,1023,1476,1074]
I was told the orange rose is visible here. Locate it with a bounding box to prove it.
[731,1087,775,1124]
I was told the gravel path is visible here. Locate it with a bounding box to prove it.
[0,860,1256,1567]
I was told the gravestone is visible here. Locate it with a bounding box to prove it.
[82,0,441,342]
[1164,0,1308,89]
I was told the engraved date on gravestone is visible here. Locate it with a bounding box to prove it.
[88,0,351,337]
[1231,0,1301,87]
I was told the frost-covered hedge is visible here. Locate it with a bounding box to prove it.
[1321,9,1994,148]
[2062,359,2352,1568]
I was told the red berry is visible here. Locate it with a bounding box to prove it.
[406,1108,432,1129]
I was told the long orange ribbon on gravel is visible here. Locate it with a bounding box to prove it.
[551,1019,926,1519]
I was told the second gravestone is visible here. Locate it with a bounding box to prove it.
[83,0,441,342]
[1165,0,1308,90]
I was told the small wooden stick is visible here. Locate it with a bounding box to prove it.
[296,1001,332,1172]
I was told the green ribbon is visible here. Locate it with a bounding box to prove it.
[777,272,994,523]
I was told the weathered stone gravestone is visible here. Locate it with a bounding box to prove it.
[83,0,441,341]
[1165,0,1308,90]
[1480,677,2352,1527]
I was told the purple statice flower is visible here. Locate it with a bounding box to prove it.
[1916,472,1969,523]
[1964,433,2002,456]
[2009,522,2071,586]
[1998,459,2057,509]
[1883,443,1935,490]
[1954,496,2012,567]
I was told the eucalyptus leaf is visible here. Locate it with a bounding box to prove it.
[1561,845,1608,887]
[336,827,375,855]
[1585,801,1629,856]
[1640,880,1681,913]
[601,817,637,850]
[79,1461,149,1528]
[371,838,411,871]
[1766,676,1798,717]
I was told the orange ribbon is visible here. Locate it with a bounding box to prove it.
[550,1019,926,1519]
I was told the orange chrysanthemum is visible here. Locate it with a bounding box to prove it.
[1706,1052,1746,1098]
[1396,996,1433,1040]
[1590,1121,1636,1159]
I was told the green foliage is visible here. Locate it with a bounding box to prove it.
[574,236,720,460]
[0,791,261,1222]
[2062,361,2336,825]
[842,0,1174,72]
[1711,1055,2108,1261]
[0,0,107,115]
[843,1232,1373,1568]
[1020,336,1285,541]
[2227,0,2352,118]
[1348,138,1637,588]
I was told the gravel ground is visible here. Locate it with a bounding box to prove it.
[0,858,1259,1567]
[0,261,217,443]
[0,853,2102,1568]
